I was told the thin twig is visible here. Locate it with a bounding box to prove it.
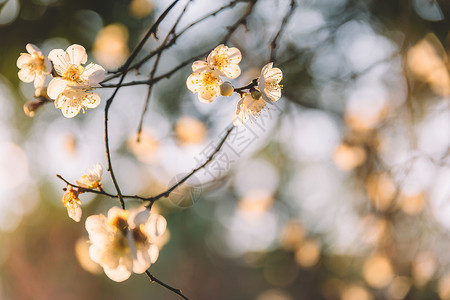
[145,271,189,300]
[103,0,180,210]
[101,0,247,83]
[137,0,193,142]
[269,0,296,62]
[145,126,234,208]
[220,0,257,44]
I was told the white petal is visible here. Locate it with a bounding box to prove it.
[145,214,167,239]
[198,89,217,103]
[26,43,42,55]
[263,87,281,102]
[44,58,52,74]
[34,74,46,88]
[192,60,208,72]
[265,67,282,82]
[88,245,105,264]
[132,249,152,274]
[103,264,132,282]
[107,206,126,220]
[58,97,82,118]
[86,215,110,244]
[186,73,204,93]
[66,44,88,65]
[82,92,101,108]
[16,54,32,68]
[48,49,69,74]
[222,65,241,79]
[83,63,106,85]
[68,204,82,222]
[129,207,149,228]
[18,68,35,83]
[47,78,67,99]
[227,47,242,64]
[233,98,249,126]
[148,244,159,264]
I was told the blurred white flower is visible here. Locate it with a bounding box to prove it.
[76,163,102,189]
[186,61,222,103]
[17,43,52,88]
[85,206,167,282]
[47,44,105,117]
[233,92,266,126]
[207,44,242,79]
[62,185,82,222]
[258,63,283,103]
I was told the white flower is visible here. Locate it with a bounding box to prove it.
[17,43,52,88]
[76,163,102,189]
[233,92,267,126]
[62,185,82,222]
[186,61,223,103]
[207,44,242,79]
[257,62,282,103]
[47,44,105,117]
[53,87,101,118]
[85,207,167,282]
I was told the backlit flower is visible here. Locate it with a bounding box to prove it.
[54,87,101,118]
[48,44,105,117]
[257,63,282,103]
[76,163,102,189]
[86,207,166,282]
[233,92,266,126]
[207,44,241,79]
[17,44,52,88]
[186,61,222,103]
[62,185,82,222]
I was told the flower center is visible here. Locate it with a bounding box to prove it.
[202,72,218,87]
[213,53,230,71]
[64,65,84,84]
[111,216,129,234]
[132,225,148,246]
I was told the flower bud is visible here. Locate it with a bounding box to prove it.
[251,89,262,100]
[220,82,234,96]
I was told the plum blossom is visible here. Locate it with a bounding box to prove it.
[207,44,242,79]
[62,185,82,222]
[257,62,283,103]
[233,92,267,126]
[17,44,52,88]
[75,163,102,190]
[85,207,167,282]
[186,61,222,103]
[47,44,105,118]
[233,63,283,125]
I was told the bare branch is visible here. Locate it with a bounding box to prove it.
[269,0,296,63]
[103,0,181,210]
[145,126,234,208]
[145,271,189,300]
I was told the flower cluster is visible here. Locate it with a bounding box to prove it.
[85,207,167,282]
[17,44,106,118]
[186,44,241,103]
[62,163,103,222]
[186,45,283,125]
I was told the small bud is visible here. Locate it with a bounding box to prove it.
[220,82,234,96]
[251,89,262,100]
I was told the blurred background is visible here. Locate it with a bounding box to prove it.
[0,0,449,299]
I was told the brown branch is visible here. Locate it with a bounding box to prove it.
[145,271,189,300]
[269,0,296,63]
[101,0,247,83]
[103,0,181,210]
[145,126,234,208]
[137,0,193,142]
[220,0,257,44]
